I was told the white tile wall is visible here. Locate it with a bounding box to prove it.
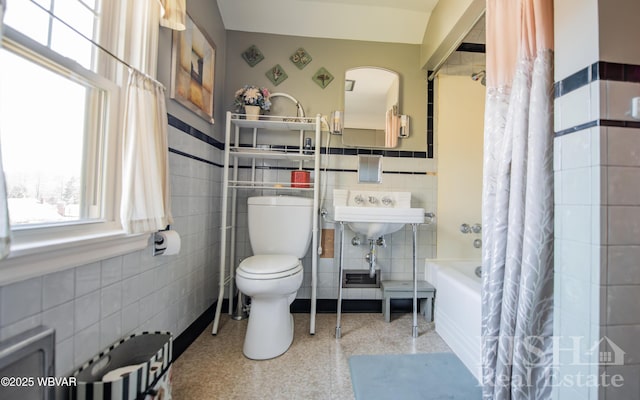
[556,84,592,131]
[604,365,640,399]
[605,81,640,121]
[554,81,606,133]
[73,322,100,367]
[0,277,42,326]
[42,302,74,342]
[606,285,640,325]
[606,325,640,365]
[558,204,592,243]
[42,269,74,309]
[558,240,592,282]
[561,167,592,205]
[74,291,100,332]
[559,128,593,169]
[608,167,640,205]
[607,206,640,245]
[608,127,640,167]
[555,67,640,399]
[608,246,640,285]
[75,263,101,296]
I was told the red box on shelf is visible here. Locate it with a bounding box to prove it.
[291,170,310,188]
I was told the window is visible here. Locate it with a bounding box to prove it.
[0,0,152,282]
[1,0,105,227]
[5,0,100,70]
[0,44,109,227]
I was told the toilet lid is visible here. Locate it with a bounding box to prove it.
[237,254,301,276]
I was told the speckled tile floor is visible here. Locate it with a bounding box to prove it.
[172,312,451,400]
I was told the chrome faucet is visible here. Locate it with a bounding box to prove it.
[460,223,471,234]
[460,223,482,234]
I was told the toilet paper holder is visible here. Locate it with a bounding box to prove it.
[153,232,166,256]
[153,226,177,256]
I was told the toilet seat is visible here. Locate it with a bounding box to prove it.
[237,254,302,280]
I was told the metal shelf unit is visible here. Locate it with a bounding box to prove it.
[212,112,321,335]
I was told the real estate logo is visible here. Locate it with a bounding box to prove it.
[483,335,627,390]
[553,335,625,366]
[590,336,625,366]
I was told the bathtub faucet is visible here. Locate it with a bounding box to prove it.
[460,223,482,234]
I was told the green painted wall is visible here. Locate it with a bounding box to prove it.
[225,31,427,151]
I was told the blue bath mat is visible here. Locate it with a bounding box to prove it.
[349,352,481,400]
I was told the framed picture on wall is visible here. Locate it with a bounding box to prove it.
[170,14,216,124]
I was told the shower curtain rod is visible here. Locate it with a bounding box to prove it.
[27,0,165,88]
[426,11,486,82]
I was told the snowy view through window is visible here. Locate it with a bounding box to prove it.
[0,0,101,226]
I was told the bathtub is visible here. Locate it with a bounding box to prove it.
[425,259,482,382]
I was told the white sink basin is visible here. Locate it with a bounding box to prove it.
[333,190,425,239]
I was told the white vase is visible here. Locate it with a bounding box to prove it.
[244,105,261,121]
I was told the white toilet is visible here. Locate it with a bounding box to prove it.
[235,196,313,360]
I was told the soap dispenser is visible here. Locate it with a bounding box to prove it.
[304,137,312,154]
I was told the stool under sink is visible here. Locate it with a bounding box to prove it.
[381,280,436,322]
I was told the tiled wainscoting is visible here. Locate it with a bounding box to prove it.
[554,61,640,400]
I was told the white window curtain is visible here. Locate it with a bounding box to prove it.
[0,0,11,259]
[119,0,184,234]
[120,70,173,234]
[123,1,161,77]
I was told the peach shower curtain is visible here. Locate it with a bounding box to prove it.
[481,0,554,399]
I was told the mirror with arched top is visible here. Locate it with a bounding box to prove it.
[341,67,400,148]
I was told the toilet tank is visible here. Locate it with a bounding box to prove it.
[248,196,313,258]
